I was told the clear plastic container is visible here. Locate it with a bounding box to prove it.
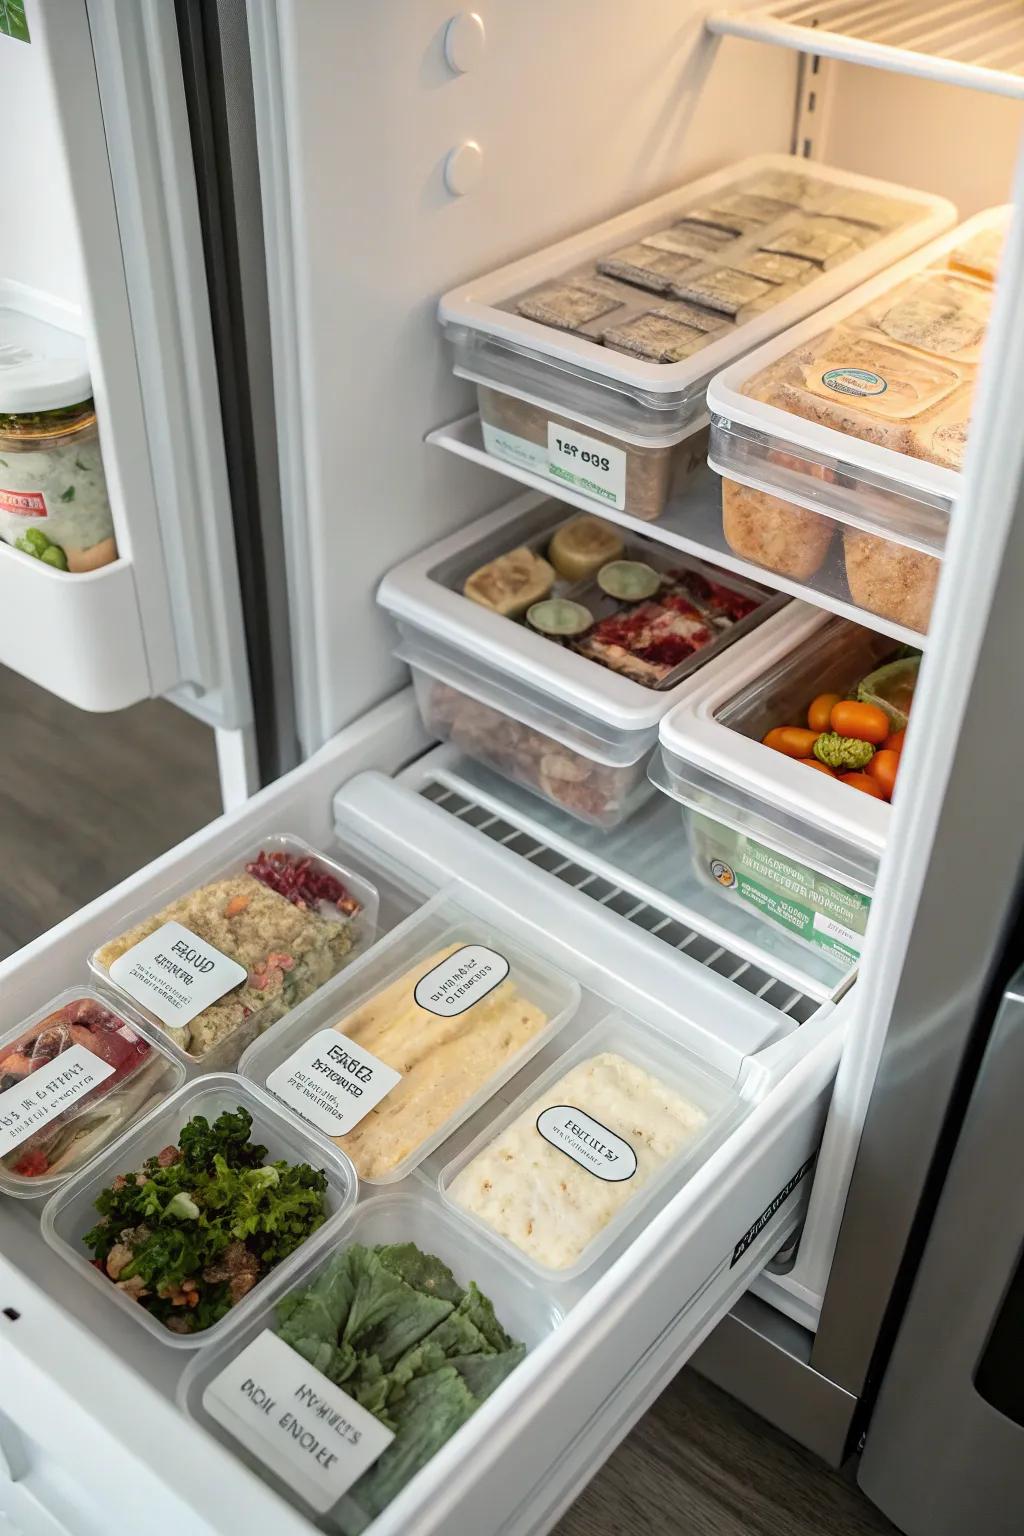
[0,289,117,572]
[439,1014,740,1282]
[650,603,900,969]
[378,495,782,774]
[239,890,582,1185]
[40,1075,358,1349]
[0,987,184,1200]
[89,833,380,1070]
[178,1190,562,1531]
[399,630,655,829]
[440,156,955,522]
[707,208,1010,633]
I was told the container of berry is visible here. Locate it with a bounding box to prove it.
[0,989,185,1199]
[89,836,379,1070]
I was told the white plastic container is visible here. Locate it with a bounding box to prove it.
[707,208,1009,635]
[650,603,901,971]
[378,494,781,825]
[178,1190,562,1530]
[40,1075,359,1350]
[440,156,955,522]
[239,889,582,1186]
[0,284,117,572]
[0,987,183,1200]
[89,833,379,1070]
[439,1013,740,1282]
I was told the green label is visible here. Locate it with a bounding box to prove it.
[0,0,30,42]
[695,814,869,967]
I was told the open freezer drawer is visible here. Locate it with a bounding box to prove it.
[0,692,845,1536]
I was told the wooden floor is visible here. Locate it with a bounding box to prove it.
[0,663,899,1536]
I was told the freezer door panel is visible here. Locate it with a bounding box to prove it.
[0,695,838,1536]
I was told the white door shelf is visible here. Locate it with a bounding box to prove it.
[428,413,928,648]
[0,692,846,1536]
[707,1,1024,100]
[0,542,151,713]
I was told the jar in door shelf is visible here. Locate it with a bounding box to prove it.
[477,384,709,523]
[0,297,117,572]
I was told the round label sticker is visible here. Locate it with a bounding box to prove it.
[710,859,736,889]
[821,367,888,398]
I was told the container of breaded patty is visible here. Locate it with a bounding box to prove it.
[238,890,581,1185]
[440,156,953,522]
[90,835,379,1070]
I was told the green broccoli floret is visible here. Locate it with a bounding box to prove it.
[814,733,875,771]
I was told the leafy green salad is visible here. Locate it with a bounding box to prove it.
[84,1107,328,1334]
[277,1242,524,1529]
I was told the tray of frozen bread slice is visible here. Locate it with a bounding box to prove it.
[439,155,955,523]
[706,209,1010,636]
[377,492,784,828]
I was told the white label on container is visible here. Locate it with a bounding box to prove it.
[536,1104,637,1182]
[481,421,549,476]
[0,1044,115,1156]
[812,910,865,955]
[546,423,627,510]
[203,1329,394,1515]
[266,1029,402,1137]
[413,944,510,1016]
[109,921,247,1029]
[821,366,888,398]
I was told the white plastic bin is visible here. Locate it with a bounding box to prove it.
[90,833,379,1070]
[40,1075,358,1349]
[378,494,781,824]
[649,603,910,971]
[706,208,1009,635]
[440,155,955,521]
[239,889,581,1186]
[178,1190,562,1531]
[439,1013,740,1282]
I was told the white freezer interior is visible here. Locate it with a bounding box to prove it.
[3,1,1024,1531]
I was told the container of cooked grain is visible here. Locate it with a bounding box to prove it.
[649,603,907,973]
[238,889,582,1185]
[439,1012,740,1281]
[89,835,380,1070]
[706,207,1008,636]
[0,286,117,572]
[377,492,781,826]
[438,157,955,523]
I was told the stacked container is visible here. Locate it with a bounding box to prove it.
[707,208,1008,636]
[439,155,955,523]
[378,493,782,827]
[649,603,905,972]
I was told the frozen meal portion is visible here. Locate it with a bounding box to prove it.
[547,516,625,581]
[94,845,365,1060]
[264,1241,523,1527]
[449,1052,707,1272]
[82,1106,329,1335]
[328,944,552,1181]
[0,994,178,1187]
[948,223,1005,284]
[463,546,555,616]
[741,212,1007,475]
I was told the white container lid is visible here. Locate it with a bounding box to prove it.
[706,207,1011,514]
[377,491,780,735]
[656,601,891,863]
[0,296,92,414]
[439,154,956,404]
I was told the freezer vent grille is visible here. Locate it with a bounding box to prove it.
[418,781,820,1022]
[708,1,1024,99]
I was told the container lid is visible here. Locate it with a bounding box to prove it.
[439,154,956,404]
[377,491,779,735]
[0,302,92,414]
[655,601,891,863]
[707,207,1011,512]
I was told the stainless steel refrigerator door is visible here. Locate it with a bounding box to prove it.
[858,965,1024,1535]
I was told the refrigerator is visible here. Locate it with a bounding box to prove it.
[1,3,1023,1533]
